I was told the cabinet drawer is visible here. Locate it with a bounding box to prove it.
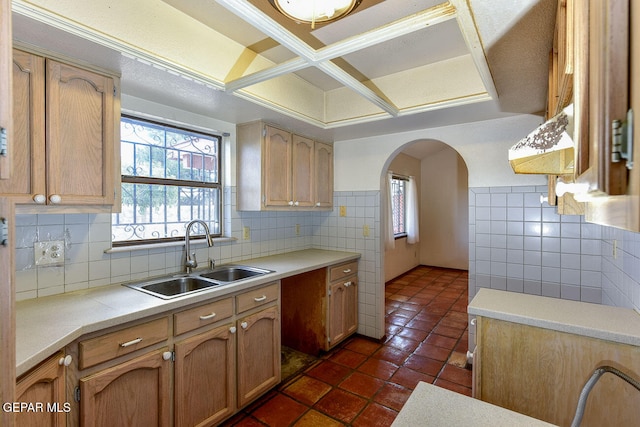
[329,261,358,282]
[79,318,168,369]
[174,298,233,336]
[236,282,279,313]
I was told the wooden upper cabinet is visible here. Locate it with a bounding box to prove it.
[314,142,333,208]
[575,0,630,196]
[0,50,45,200]
[0,0,11,181]
[292,134,314,208]
[46,59,116,205]
[263,125,292,207]
[0,49,119,207]
[237,121,333,210]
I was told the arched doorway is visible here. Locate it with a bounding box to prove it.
[379,139,469,332]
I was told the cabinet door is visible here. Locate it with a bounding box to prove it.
[328,278,358,348]
[575,0,630,196]
[314,142,333,208]
[263,125,292,207]
[237,305,280,407]
[0,198,13,425]
[46,59,115,205]
[174,324,235,427]
[292,134,314,208]
[79,348,171,427]
[16,352,66,427]
[0,50,45,200]
[0,0,10,181]
[328,281,347,347]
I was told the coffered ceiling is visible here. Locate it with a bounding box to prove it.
[11,0,557,141]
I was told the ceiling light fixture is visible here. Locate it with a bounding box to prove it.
[269,0,362,29]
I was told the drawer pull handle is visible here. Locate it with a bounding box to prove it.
[120,338,142,348]
[199,312,217,320]
[254,295,267,302]
[344,281,352,287]
[343,269,352,274]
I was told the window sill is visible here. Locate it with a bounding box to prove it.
[394,234,408,240]
[104,236,237,254]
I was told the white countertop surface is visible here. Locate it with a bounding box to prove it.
[391,382,556,426]
[16,248,360,376]
[468,288,640,346]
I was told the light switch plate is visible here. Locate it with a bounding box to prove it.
[34,240,65,266]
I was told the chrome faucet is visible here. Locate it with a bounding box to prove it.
[184,220,214,273]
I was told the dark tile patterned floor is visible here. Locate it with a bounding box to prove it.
[224,266,471,426]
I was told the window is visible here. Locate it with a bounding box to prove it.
[391,176,407,237]
[112,116,222,245]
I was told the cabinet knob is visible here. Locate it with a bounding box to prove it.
[162,351,173,361]
[344,281,351,287]
[58,355,73,367]
[241,321,248,330]
[294,201,299,206]
[33,194,46,204]
[49,194,62,204]
[315,202,321,207]
[288,201,294,206]
[229,326,237,334]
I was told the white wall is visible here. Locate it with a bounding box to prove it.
[384,154,421,281]
[334,114,547,191]
[420,147,469,270]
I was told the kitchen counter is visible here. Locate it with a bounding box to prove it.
[468,288,640,346]
[16,248,360,376]
[391,382,556,426]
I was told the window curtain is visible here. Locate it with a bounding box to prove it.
[384,172,395,250]
[406,176,419,244]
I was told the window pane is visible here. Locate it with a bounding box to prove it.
[391,178,406,235]
[121,116,219,183]
[113,183,220,242]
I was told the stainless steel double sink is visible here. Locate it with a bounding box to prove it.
[124,265,274,299]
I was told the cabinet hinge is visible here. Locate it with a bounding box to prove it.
[328,289,331,296]
[74,386,81,402]
[113,86,117,97]
[1,218,7,246]
[0,127,7,156]
[262,126,267,137]
[612,108,634,170]
[327,337,331,343]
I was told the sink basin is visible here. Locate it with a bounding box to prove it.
[197,265,273,283]
[125,276,218,299]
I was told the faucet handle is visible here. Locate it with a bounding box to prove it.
[208,258,215,270]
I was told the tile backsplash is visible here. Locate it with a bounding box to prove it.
[14,188,383,339]
[469,186,640,312]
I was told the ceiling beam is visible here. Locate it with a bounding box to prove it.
[216,0,399,116]
[224,3,457,94]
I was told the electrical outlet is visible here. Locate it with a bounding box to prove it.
[339,206,347,217]
[34,240,65,266]
[363,224,370,237]
[243,226,250,240]
[295,224,300,235]
[613,239,618,259]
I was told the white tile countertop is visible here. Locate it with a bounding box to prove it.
[16,249,360,376]
[468,288,640,346]
[391,382,556,426]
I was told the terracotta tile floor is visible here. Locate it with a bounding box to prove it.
[224,266,471,426]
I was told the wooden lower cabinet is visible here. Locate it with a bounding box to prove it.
[16,352,67,427]
[78,348,171,427]
[474,317,640,426]
[237,305,281,407]
[174,324,235,427]
[328,277,358,347]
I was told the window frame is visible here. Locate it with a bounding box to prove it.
[113,114,223,247]
[391,175,408,239]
